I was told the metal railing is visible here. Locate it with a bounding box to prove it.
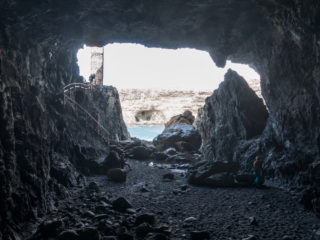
[63,82,111,144]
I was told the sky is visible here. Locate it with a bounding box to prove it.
[77,43,260,91]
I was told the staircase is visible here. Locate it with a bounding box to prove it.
[63,82,112,144]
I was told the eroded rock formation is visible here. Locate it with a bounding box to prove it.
[119,89,212,126]
[0,0,320,236]
[196,70,268,162]
[165,110,195,128]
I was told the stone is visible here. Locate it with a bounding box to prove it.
[249,216,257,225]
[242,236,259,240]
[135,213,156,226]
[82,210,95,218]
[135,223,153,238]
[165,110,195,128]
[163,173,174,180]
[78,227,100,240]
[188,161,239,187]
[102,151,123,171]
[127,146,154,160]
[152,233,169,240]
[163,148,177,156]
[87,182,100,193]
[190,231,210,240]
[37,219,64,238]
[184,217,197,223]
[282,235,293,240]
[153,123,201,152]
[112,197,133,212]
[57,230,80,240]
[107,168,127,182]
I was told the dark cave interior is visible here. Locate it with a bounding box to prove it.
[0,0,320,239]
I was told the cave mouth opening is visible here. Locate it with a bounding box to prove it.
[77,43,262,141]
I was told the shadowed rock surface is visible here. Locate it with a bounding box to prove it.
[196,70,268,162]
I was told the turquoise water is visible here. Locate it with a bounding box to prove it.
[128,125,164,141]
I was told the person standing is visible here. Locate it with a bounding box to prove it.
[253,156,264,186]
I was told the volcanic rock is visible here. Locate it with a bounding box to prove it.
[153,124,201,152]
[196,69,268,162]
[107,168,127,182]
[112,197,133,212]
[165,110,195,128]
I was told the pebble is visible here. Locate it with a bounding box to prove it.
[190,230,210,240]
[112,197,133,212]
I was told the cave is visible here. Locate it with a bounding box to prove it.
[1,1,320,239]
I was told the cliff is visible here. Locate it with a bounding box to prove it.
[119,89,212,126]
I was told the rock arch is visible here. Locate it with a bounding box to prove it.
[0,0,319,231]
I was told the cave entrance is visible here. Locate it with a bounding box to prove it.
[77,43,261,141]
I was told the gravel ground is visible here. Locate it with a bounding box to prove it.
[87,160,320,240]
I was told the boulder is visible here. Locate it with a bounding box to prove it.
[107,168,127,182]
[153,123,201,152]
[195,69,268,161]
[188,161,239,186]
[112,197,132,212]
[165,110,195,128]
[102,151,123,170]
[127,145,153,160]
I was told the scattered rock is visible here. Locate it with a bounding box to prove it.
[87,182,100,192]
[163,173,174,180]
[184,217,197,223]
[163,148,177,156]
[242,235,259,240]
[37,219,64,238]
[282,235,293,240]
[249,216,257,225]
[127,146,154,160]
[135,213,156,226]
[135,223,153,238]
[112,197,133,212]
[188,161,239,187]
[107,168,127,182]
[102,151,123,171]
[190,230,210,240]
[57,230,79,240]
[78,227,100,240]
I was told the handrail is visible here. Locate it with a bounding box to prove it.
[63,82,91,93]
[63,85,111,144]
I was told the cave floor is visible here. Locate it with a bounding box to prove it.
[30,160,320,240]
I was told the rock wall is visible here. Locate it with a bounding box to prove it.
[0,0,320,232]
[196,70,268,162]
[119,89,212,126]
[0,31,128,236]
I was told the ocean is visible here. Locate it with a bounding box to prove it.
[127,125,164,141]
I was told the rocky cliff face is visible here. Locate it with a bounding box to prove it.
[0,0,320,234]
[119,89,212,126]
[196,70,268,162]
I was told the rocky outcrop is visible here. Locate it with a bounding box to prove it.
[1,0,320,235]
[165,110,195,128]
[119,89,212,126]
[196,70,268,162]
[153,123,202,152]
